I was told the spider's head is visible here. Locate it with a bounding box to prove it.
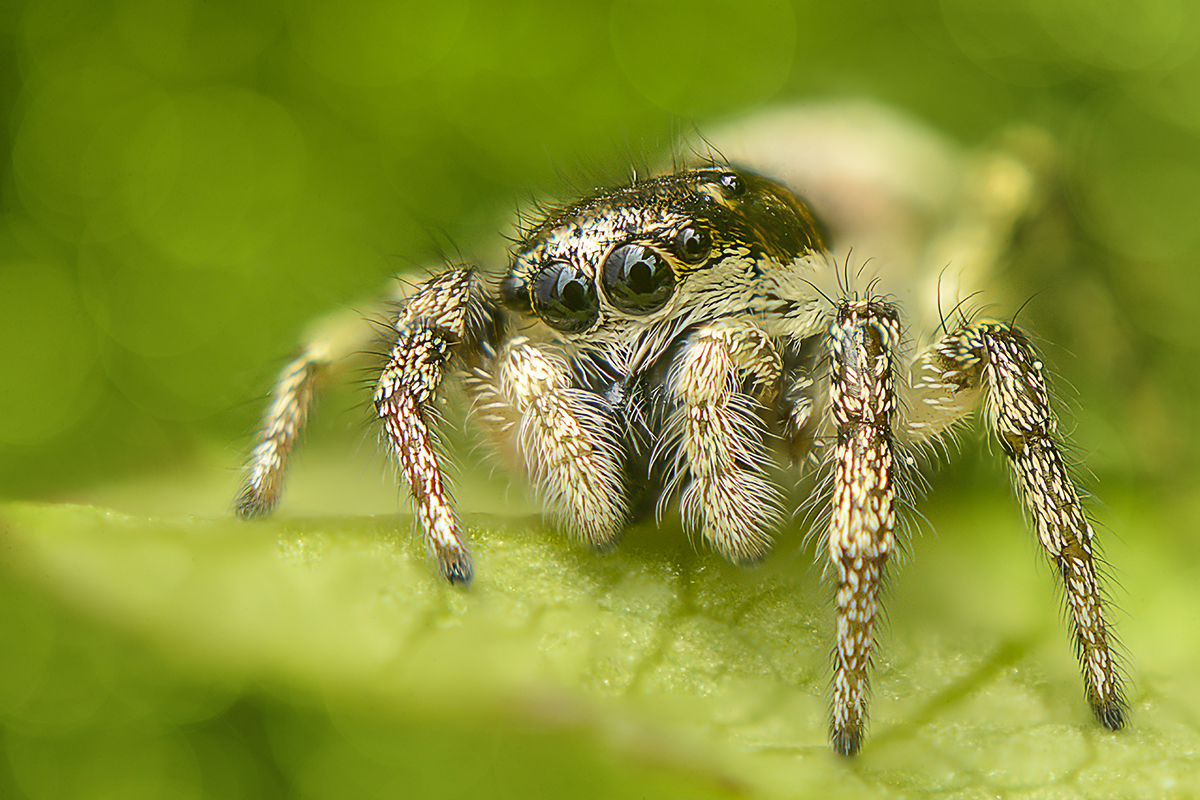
[499,167,827,340]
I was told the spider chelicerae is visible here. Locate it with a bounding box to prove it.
[233,104,1126,755]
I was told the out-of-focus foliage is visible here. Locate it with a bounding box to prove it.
[3,0,1200,797]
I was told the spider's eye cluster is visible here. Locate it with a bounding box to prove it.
[531,262,598,333]
[600,223,711,316]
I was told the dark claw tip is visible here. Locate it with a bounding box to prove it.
[1095,700,1126,731]
[830,727,863,757]
[234,490,274,520]
[437,549,474,586]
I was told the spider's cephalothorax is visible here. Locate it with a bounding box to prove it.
[235,156,1126,754]
[499,169,825,344]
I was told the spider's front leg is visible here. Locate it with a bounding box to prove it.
[464,337,629,549]
[664,318,785,564]
[374,268,487,584]
[826,300,902,756]
[906,320,1127,731]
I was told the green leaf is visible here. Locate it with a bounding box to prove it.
[1,486,1195,798]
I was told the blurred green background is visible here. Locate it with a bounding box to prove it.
[2,0,1198,497]
[3,0,1200,798]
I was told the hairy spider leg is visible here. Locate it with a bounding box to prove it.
[661,318,786,564]
[464,336,630,549]
[826,299,901,756]
[235,346,327,519]
[374,269,478,584]
[904,320,1127,731]
[236,302,386,519]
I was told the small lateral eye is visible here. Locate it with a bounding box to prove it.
[531,262,598,333]
[718,171,745,196]
[499,271,532,313]
[602,243,675,315]
[673,225,711,264]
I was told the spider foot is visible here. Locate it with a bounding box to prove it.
[433,539,474,586]
[1093,695,1126,731]
[830,721,865,758]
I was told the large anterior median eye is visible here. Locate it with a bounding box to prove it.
[602,243,675,314]
[531,262,598,333]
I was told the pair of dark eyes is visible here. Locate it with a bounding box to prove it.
[528,225,712,333]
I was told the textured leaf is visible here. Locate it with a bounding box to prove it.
[1,470,1194,798]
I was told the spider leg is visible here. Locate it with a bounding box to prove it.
[826,299,901,756]
[236,301,385,519]
[375,268,483,584]
[663,318,785,564]
[465,338,629,549]
[904,320,1126,731]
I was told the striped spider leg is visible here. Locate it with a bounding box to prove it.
[822,296,1126,754]
[904,318,1127,733]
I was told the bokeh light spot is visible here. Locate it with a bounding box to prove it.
[940,0,1078,87]
[288,0,468,87]
[121,89,307,268]
[0,260,100,445]
[114,0,284,79]
[1076,98,1200,264]
[941,0,1200,85]
[1139,52,1200,134]
[11,64,154,226]
[1032,0,1199,72]
[610,0,796,119]
[77,235,248,360]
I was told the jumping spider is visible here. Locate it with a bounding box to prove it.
[234,104,1126,755]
